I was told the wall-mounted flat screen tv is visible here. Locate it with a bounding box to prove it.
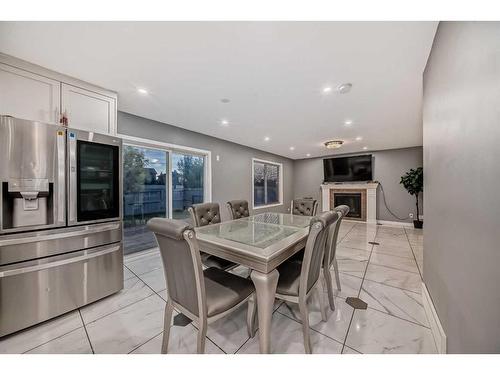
[323,155,373,182]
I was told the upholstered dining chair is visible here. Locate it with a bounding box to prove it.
[322,205,350,311]
[226,199,250,220]
[188,202,237,271]
[274,210,339,353]
[147,218,257,354]
[290,198,318,217]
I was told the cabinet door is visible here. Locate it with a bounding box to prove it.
[0,63,60,124]
[61,83,117,134]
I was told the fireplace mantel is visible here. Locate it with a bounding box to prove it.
[320,183,379,224]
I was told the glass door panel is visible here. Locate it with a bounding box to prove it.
[77,140,119,222]
[123,145,168,255]
[172,153,205,219]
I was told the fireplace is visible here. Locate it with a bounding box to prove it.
[334,193,362,219]
[329,188,367,222]
[321,183,378,223]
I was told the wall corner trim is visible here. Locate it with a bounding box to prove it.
[422,282,447,353]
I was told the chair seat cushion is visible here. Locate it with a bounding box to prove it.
[204,267,254,317]
[276,260,302,297]
[200,252,237,270]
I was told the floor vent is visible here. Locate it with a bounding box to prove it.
[346,297,368,310]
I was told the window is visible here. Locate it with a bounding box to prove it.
[252,158,283,209]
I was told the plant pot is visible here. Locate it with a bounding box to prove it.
[413,220,423,229]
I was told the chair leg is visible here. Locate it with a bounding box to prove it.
[247,294,258,338]
[298,299,312,354]
[333,257,342,292]
[161,300,174,354]
[197,319,207,354]
[315,285,327,322]
[323,265,336,311]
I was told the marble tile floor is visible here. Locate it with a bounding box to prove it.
[0,222,435,354]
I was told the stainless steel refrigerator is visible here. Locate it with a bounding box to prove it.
[0,116,123,337]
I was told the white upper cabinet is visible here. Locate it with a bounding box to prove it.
[0,63,60,124]
[61,83,117,134]
[0,54,118,135]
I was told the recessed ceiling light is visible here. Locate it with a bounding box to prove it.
[355,136,363,141]
[264,136,270,141]
[324,140,344,149]
[344,120,353,126]
[337,83,353,94]
[363,146,368,150]
[137,88,148,95]
[220,98,230,103]
[322,86,332,94]
[306,153,311,157]
[220,119,229,126]
[289,146,295,151]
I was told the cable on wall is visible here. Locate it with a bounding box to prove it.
[378,182,408,221]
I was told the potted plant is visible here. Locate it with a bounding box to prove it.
[400,167,423,228]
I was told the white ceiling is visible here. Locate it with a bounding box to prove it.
[0,22,437,159]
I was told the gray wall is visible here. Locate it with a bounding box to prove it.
[293,147,423,223]
[423,22,500,353]
[118,111,294,221]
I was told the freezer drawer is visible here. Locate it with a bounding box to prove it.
[0,242,123,337]
[0,221,122,266]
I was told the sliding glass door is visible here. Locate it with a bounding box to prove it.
[123,145,168,254]
[122,144,207,254]
[172,152,205,219]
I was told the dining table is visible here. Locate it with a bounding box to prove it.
[194,212,313,354]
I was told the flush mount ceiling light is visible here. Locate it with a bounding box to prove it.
[137,88,148,95]
[337,83,352,94]
[324,140,344,149]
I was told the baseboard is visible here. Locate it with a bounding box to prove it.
[342,219,421,228]
[422,282,447,353]
[377,220,414,228]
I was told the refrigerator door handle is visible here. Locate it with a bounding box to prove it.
[56,129,66,225]
[68,131,77,224]
[0,222,121,247]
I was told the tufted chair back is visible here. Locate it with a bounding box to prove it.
[188,202,222,227]
[291,198,318,217]
[226,200,250,220]
[147,218,204,317]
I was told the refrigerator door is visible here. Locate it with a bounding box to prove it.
[0,242,123,337]
[0,116,66,234]
[68,129,122,226]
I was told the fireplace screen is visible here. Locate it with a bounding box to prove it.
[334,193,362,218]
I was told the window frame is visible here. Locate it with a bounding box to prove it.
[251,157,284,210]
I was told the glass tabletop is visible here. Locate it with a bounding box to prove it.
[243,212,312,228]
[195,217,302,249]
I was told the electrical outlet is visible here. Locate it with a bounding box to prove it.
[409,213,414,219]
